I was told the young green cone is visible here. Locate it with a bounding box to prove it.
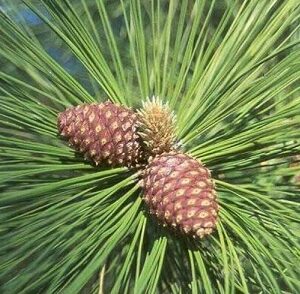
[137,96,178,157]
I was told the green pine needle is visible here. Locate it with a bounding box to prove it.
[0,0,299,293]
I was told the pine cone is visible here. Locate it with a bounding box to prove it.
[57,101,142,167]
[141,152,219,238]
[137,97,178,157]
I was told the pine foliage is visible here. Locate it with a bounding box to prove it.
[0,0,299,293]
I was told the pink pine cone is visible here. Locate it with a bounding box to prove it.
[57,101,142,167]
[142,152,219,238]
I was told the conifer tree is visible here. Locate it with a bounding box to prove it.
[0,1,299,293]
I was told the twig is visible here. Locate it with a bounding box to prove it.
[98,264,106,294]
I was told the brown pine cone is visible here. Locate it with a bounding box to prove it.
[57,101,142,167]
[141,152,219,238]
